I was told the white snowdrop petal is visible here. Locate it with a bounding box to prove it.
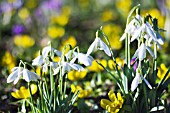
[30,71,41,80]
[54,50,62,57]
[11,67,19,72]
[146,25,157,41]
[141,76,152,89]
[138,43,146,61]
[53,67,60,75]
[99,38,111,56]
[157,43,162,50]
[32,55,43,66]
[14,76,20,85]
[70,57,77,64]
[146,46,155,59]
[78,53,93,66]
[120,33,126,41]
[7,70,18,83]
[23,69,32,82]
[87,38,97,55]
[70,63,84,71]
[125,20,135,33]
[157,33,164,45]
[131,73,141,91]
[131,27,142,42]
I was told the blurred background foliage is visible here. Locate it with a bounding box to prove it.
[0,0,170,112]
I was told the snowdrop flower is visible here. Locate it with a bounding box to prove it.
[23,69,41,82]
[131,21,157,42]
[131,71,152,91]
[7,67,40,84]
[120,14,142,41]
[7,67,23,84]
[70,52,94,66]
[87,37,111,56]
[32,55,43,66]
[53,61,84,76]
[42,46,62,57]
[132,43,155,61]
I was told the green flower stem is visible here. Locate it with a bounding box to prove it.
[28,82,36,113]
[50,65,54,92]
[63,73,68,98]
[38,81,44,111]
[59,66,63,100]
[153,42,157,80]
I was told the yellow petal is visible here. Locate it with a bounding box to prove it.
[108,91,117,102]
[11,90,20,99]
[30,84,38,95]
[100,99,113,109]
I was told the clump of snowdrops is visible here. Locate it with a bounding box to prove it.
[6,4,170,113]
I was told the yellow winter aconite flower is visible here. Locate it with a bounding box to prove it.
[62,6,72,17]
[18,8,30,20]
[101,10,115,22]
[11,84,37,99]
[100,91,124,113]
[14,35,35,48]
[116,0,132,17]
[68,69,87,81]
[51,14,69,26]
[48,26,65,39]
[2,51,16,72]
[157,64,170,80]
[108,58,124,70]
[103,24,122,50]
[88,59,107,72]
[59,36,77,51]
[71,84,92,98]
[109,35,122,50]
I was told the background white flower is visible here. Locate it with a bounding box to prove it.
[87,37,111,56]
[7,67,23,84]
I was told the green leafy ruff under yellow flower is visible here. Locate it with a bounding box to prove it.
[100,91,124,113]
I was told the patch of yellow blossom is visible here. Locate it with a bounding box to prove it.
[68,69,87,81]
[88,59,107,72]
[71,84,92,98]
[100,91,124,113]
[59,36,77,52]
[48,26,65,39]
[108,58,124,70]
[115,0,132,17]
[51,15,69,26]
[101,9,117,22]
[25,0,38,9]
[103,24,122,50]
[14,35,35,48]
[2,51,16,73]
[157,63,170,80]
[50,6,71,25]
[18,8,30,20]
[78,0,89,8]
[11,84,37,99]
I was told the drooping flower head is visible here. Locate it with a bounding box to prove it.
[87,31,111,56]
